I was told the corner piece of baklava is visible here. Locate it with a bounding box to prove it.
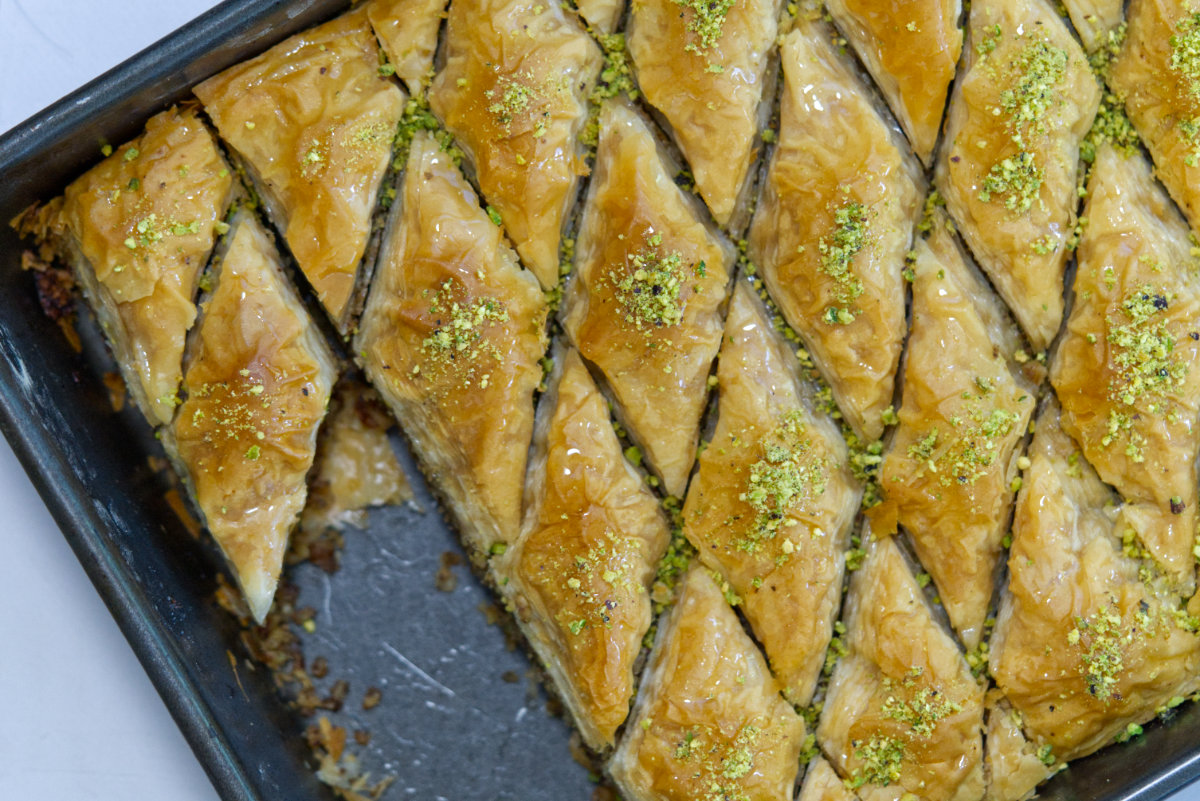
[936,0,1100,350]
[817,531,986,801]
[356,131,549,554]
[682,279,860,705]
[428,0,602,289]
[165,209,336,623]
[53,106,234,426]
[609,566,806,801]
[562,98,734,498]
[193,7,406,332]
[748,21,922,441]
[366,0,448,95]
[496,346,671,750]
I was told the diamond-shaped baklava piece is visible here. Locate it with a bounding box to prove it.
[366,0,448,94]
[936,0,1100,350]
[497,347,671,750]
[166,210,337,623]
[610,566,806,801]
[194,7,406,332]
[818,532,986,801]
[562,98,733,498]
[749,22,922,441]
[682,279,860,705]
[1050,144,1200,591]
[356,131,548,553]
[876,212,1038,647]
[428,0,602,288]
[53,106,234,426]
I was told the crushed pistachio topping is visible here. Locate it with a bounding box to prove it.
[122,213,203,251]
[1088,22,1126,78]
[978,151,1043,214]
[1081,92,1141,164]
[994,38,1069,149]
[418,280,509,389]
[882,685,962,737]
[1071,605,1127,702]
[1106,284,1187,412]
[541,528,641,636]
[850,734,906,788]
[905,385,1020,492]
[1170,14,1200,100]
[392,94,464,173]
[671,723,764,801]
[737,411,828,552]
[187,371,274,456]
[610,231,702,335]
[671,0,735,56]
[817,200,869,323]
[582,33,639,148]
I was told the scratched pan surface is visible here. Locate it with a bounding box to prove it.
[0,1,1199,800]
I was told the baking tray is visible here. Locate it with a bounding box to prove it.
[1,1,1200,800]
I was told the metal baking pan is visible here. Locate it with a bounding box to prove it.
[1,1,1199,799]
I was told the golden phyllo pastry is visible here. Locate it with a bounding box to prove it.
[799,757,862,801]
[875,212,1038,648]
[54,106,234,426]
[936,0,1099,351]
[824,0,963,165]
[982,692,1056,801]
[429,0,602,289]
[627,0,780,227]
[366,0,448,94]
[562,98,733,498]
[610,567,806,801]
[166,210,336,623]
[356,132,548,553]
[1061,0,1124,53]
[193,7,406,332]
[682,279,860,705]
[577,0,627,35]
[989,398,1200,762]
[1049,144,1200,592]
[749,22,922,441]
[818,533,986,801]
[497,347,671,750]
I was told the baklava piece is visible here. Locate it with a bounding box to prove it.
[824,0,963,164]
[367,0,448,94]
[356,132,548,553]
[818,533,986,801]
[626,0,780,227]
[1050,144,1200,591]
[936,0,1099,350]
[749,23,922,441]
[562,99,733,498]
[166,210,336,623]
[51,106,234,426]
[1061,0,1124,53]
[497,348,671,750]
[1110,0,1200,231]
[988,398,1200,762]
[799,757,861,801]
[876,213,1038,647]
[428,0,602,288]
[609,567,806,801]
[682,280,860,705]
[193,7,406,332]
[577,0,626,34]
[983,692,1055,801]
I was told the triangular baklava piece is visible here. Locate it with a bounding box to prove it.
[875,212,1039,647]
[936,0,1100,350]
[428,0,602,288]
[1062,0,1124,53]
[1050,143,1200,591]
[165,210,336,623]
[356,132,548,553]
[496,347,671,750]
[989,398,1200,762]
[609,566,806,801]
[562,98,733,498]
[824,0,964,164]
[626,0,780,227]
[682,279,860,705]
[52,106,234,425]
[817,532,986,801]
[366,0,448,95]
[749,22,922,441]
[193,7,406,332]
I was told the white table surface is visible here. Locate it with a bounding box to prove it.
[2,2,1199,801]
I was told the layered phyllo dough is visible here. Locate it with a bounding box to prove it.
[982,692,1056,801]
[165,210,336,623]
[193,7,405,331]
[818,533,986,801]
[749,23,922,441]
[936,0,1100,350]
[429,0,602,288]
[989,399,1200,762]
[824,0,963,164]
[497,347,671,750]
[366,0,448,94]
[799,757,861,801]
[610,567,806,801]
[1061,0,1124,53]
[562,99,733,498]
[681,280,860,705]
[52,106,234,426]
[876,212,1038,647]
[577,0,626,35]
[627,0,780,226]
[356,132,548,553]
[1050,144,1200,592]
